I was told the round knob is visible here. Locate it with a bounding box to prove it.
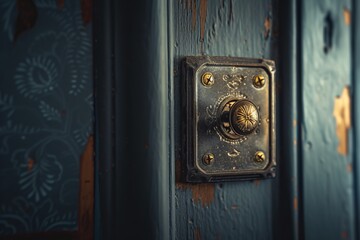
[229,100,259,135]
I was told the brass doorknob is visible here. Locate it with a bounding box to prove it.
[229,100,259,135]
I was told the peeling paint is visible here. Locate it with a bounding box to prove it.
[333,86,351,156]
[177,183,215,207]
[199,0,208,42]
[343,8,351,26]
[264,16,271,40]
[194,227,202,240]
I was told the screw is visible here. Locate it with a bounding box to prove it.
[201,72,214,86]
[254,151,265,163]
[203,153,215,165]
[253,75,265,88]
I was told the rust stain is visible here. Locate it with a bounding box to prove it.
[57,0,65,9]
[293,119,297,127]
[27,158,35,171]
[14,0,37,42]
[343,8,351,26]
[80,0,92,25]
[347,163,352,173]
[191,0,197,31]
[333,86,351,156]
[264,16,271,40]
[293,197,298,210]
[199,0,208,42]
[294,139,297,145]
[177,182,215,207]
[78,135,94,240]
[194,227,202,240]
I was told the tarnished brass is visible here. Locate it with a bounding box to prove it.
[201,72,215,86]
[182,56,276,182]
[202,153,215,165]
[253,74,265,88]
[230,100,259,135]
[254,151,266,163]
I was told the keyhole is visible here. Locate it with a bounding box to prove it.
[323,12,334,54]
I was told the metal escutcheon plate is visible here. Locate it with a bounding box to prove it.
[182,56,276,182]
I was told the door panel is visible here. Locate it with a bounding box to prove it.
[174,1,278,239]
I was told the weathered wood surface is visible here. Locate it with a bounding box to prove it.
[174,1,278,239]
[301,0,355,239]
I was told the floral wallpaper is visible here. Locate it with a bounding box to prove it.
[0,0,93,235]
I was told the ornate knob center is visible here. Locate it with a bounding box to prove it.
[229,100,259,135]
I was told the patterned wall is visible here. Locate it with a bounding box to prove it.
[0,0,92,235]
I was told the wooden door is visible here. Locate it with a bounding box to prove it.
[93,0,358,239]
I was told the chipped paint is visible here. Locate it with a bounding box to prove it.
[199,0,208,42]
[293,197,298,210]
[333,87,351,156]
[78,135,94,240]
[191,0,197,30]
[343,8,351,26]
[177,183,215,207]
[264,16,271,40]
[194,227,202,240]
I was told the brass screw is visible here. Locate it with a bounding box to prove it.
[253,75,265,88]
[254,151,265,163]
[203,153,215,165]
[201,72,214,86]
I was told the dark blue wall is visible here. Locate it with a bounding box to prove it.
[0,0,92,235]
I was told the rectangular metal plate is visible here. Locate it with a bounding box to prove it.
[182,56,276,182]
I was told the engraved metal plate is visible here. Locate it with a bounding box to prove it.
[182,56,276,182]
